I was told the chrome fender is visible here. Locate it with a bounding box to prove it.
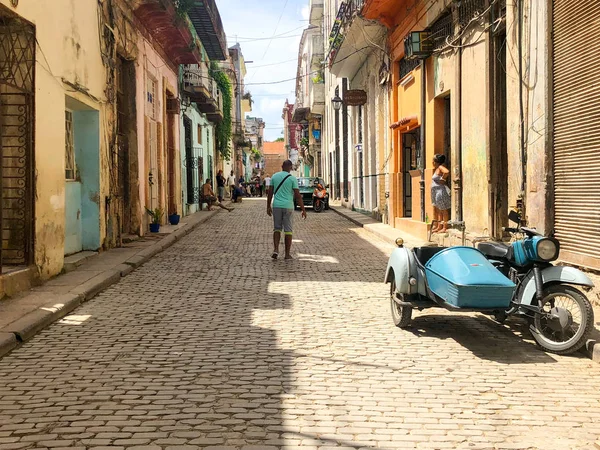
[518,266,595,306]
[384,247,420,295]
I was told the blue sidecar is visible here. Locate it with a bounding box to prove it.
[385,245,515,318]
[384,217,595,355]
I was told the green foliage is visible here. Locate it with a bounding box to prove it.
[210,62,233,161]
[275,137,285,142]
[300,137,309,147]
[146,207,164,224]
[252,148,262,162]
[175,0,196,17]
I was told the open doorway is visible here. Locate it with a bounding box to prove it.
[492,27,508,237]
[166,93,177,216]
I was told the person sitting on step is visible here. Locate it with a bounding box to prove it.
[202,178,234,212]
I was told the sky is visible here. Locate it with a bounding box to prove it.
[218,0,309,142]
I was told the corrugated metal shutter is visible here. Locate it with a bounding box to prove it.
[553,0,600,268]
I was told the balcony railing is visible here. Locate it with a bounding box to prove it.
[183,64,223,122]
[327,0,365,65]
[183,64,214,100]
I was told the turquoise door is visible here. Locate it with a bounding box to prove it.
[65,181,83,255]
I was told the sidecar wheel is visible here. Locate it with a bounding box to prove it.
[531,285,594,355]
[390,278,412,328]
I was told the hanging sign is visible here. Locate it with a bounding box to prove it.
[344,89,367,106]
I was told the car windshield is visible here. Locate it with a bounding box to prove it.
[297,178,325,188]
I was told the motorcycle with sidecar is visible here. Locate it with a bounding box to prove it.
[384,211,595,354]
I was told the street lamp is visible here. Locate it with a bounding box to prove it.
[331,94,343,111]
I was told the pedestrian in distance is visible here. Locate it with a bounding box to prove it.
[431,154,451,233]
[216,170,226,203]
[227,171,236,199]
[264,173,272,191]
[202,178,234,212]
[266,160,306,260]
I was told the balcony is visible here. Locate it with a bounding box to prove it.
[182,64,223,122]
[309,79,325,115]
[310,35,325,67]
[187,0,227,60]
[134,0,202,64]
[327,0,385,77]
[309,0,324,26]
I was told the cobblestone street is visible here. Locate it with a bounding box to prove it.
[1,199,600,450]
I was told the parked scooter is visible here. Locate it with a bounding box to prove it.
[385,210,594,354]
[313,182,328,213]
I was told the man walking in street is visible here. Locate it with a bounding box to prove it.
[216,170,226,203]
[227,171,236,199]
[267,160,306,260]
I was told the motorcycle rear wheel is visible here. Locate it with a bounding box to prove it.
[390,277,412,328]
[531,284,594,355]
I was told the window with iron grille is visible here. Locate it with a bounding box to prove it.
[429,10,453,50]
[459,0,487,29]
[65,110,76,180]
[398,58,420,80]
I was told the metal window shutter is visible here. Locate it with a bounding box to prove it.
[553,0,600,268]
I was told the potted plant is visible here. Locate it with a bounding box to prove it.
[146,207,163,233]
[168,211,180,225]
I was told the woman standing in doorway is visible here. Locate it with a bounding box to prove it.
[431,154,451,233]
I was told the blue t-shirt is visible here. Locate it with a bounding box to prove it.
[271,171,298,210]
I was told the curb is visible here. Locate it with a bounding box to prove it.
[331,204,600,365]
[0,210,218,358]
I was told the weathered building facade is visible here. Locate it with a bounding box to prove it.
[0,0,232,298]
[317,0,600,270]
[324,0,388,217]
[293,22,325,178]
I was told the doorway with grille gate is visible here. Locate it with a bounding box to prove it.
[0,8,35,273]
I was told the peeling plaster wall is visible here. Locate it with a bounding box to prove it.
[0,0,106,279]
[506,0,551,233]
[460,25,490,234]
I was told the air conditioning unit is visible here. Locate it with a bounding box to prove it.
[404,31,432,59]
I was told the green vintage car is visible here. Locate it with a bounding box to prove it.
[294,177,329,210]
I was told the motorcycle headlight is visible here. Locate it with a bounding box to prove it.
[537,238,559,261]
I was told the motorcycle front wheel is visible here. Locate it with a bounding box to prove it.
[390,278,412,328]
[530,284,594,355]
[314,199,324,213]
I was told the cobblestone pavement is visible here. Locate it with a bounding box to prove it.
[1,199,600,450]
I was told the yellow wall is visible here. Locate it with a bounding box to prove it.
[0,0,106,278]
[460,27,490,234]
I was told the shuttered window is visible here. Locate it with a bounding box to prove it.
[553,0,600,267]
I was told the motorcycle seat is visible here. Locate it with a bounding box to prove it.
[414,246,446,265]
[477,242,511,259]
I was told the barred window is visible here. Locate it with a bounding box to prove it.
[429,10,453,50]
[398,58,420,80]
[459,0,487,29]
[65,110,76,180]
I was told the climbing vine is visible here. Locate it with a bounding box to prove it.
[210,62,233,161]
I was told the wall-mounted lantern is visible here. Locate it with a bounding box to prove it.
[331,94,343,111]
